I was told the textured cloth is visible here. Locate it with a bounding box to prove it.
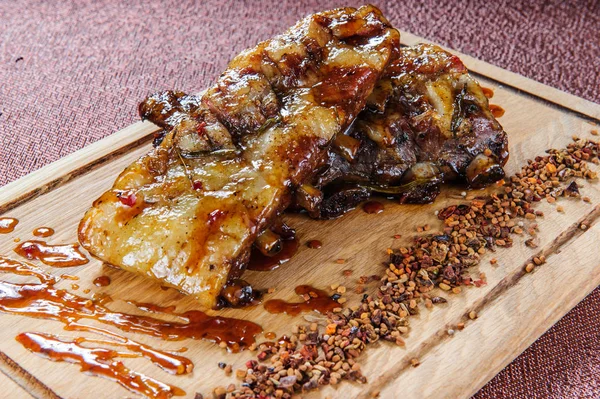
[0,0,599,397]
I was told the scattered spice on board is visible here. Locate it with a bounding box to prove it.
[208,138,599,398]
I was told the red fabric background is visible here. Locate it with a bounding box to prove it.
[0,1,599,397]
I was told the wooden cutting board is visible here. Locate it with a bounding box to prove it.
[1,32,599,399]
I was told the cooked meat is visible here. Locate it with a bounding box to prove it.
[138,91,202,147]
[143,45,509,221]
[303,44,509,218]
[79,5,400,309]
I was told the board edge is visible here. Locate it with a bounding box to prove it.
[0,121,157,214]
[0,351,61,399]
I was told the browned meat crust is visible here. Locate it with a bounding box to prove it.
[79,5,400,309]
[142,45,509,221]
[304,44,509,218]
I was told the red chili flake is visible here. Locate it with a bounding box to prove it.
[196,121,207,137]
[193,181,203,190]
[117,191,136,207]
[245,360,257,369]
[473,279,487,287]
[299,345,317,360]
[208,209,225,225]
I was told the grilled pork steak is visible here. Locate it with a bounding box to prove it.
[79,6,400,309]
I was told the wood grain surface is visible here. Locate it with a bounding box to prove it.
[0,33,599,399]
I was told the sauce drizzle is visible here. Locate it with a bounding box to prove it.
[0,256,55,284]
[128,301,177,315]
[93,275,111,287]
[66,323,193,375]
[247,237,299,272]
[14,240,89,267]
[489,104,505,118]
[264,285,339,316]
[481,87,494,98]
[17,332,185,399]
[306,240,322,249]
[33,227,55,237]
[0,257,193,398]
[363,200,384,214]
[0,218,18,234]
[0,256,261,352]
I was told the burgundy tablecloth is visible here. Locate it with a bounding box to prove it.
[1,1,599,397]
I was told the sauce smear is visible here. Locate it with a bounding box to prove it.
[17,332,185,399]
[0,218,18,234]
[363,200,384,214]
[66,324,193,375]
[14,240,89,267]
[247,237,299,272]
[306,240,322,249]
[264,285,339,316]
[33,227,54,237]
[489,104,505,118]
[93,275,111,287]
[0,255,261,352]
[128,301,177,314]
[0,256,55,284]
[481,87,494,98]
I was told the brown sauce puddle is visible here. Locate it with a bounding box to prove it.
[0,218,18,234]
[93,275,111,287]
[264,285,339,316]
[489,104,505,118]
[247,237,299,272]
[306,240,322,249]
[481,87,494,98]
[363,200,384,214]
[14,240,89,267]
[33,227,55,237]
[17,332,186,398]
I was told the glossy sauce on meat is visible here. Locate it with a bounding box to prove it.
[79,6,400,309]
[308,44,509,218]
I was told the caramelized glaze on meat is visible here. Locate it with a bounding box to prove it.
[308,44,509,218]
[79,6,400,309]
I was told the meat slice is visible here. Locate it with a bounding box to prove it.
[305,44,509,218]
[78,6,400,309]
